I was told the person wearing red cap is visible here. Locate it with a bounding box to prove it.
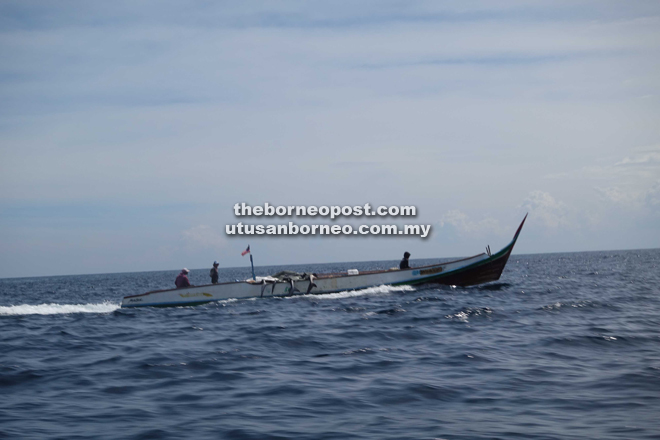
[175,268,191,288]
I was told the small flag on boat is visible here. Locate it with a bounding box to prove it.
[241,245,250,256]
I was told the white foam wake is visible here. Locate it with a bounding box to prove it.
[0,301,120,316]
[290,284,415,300]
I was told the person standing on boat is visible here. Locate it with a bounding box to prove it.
[175,268,191,288]
[400,252,411,269]
[210,261,220,284]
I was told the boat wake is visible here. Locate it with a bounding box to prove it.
[0,301,120,316]
[292,284,416,301]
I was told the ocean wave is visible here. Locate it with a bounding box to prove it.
[0,301,120,316]
[291,284,415,300]
[539,300,616,312]
[445,307,494,322]
[543,334,624,348]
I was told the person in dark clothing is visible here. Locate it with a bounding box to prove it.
[400,252,411,269]
[210,261,220,284]
[175,268,191,288]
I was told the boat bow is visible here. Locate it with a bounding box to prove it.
[405,213,527,287]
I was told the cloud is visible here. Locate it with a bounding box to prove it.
[614,146,660,169]
[595,186,636,205]
[598,179,660,212]
[182,225,227,250]
[646,181,660,210]
[545,146,660,179]
[590,146,660,210]
[520,191,569,229]
[542,145,660,214]
[1,1,660,276]
[439,210,503,236]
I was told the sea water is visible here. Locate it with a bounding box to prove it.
[1,250,659,439]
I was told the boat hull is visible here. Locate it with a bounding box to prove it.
[121,215,527,308]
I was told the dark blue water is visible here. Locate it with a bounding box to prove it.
[1,250,659,440]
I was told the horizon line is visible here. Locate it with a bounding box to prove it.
[1,246,658,281]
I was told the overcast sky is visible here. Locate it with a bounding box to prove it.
[1,1,659,278]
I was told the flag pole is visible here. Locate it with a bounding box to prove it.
[249,253,256,281]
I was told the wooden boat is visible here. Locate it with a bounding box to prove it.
[121,215,527,308]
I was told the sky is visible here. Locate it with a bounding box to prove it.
[1,1,659,278]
